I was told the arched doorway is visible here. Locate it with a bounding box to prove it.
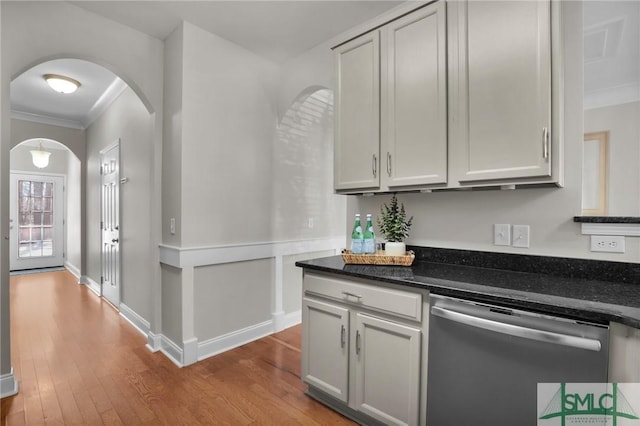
[9,138,81,273]
[8,56,156,323]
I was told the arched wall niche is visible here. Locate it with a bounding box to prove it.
[273,86,345,241]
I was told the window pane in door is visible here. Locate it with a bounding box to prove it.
[19,243,31,257]
[17,179,56,259]
[43,182,53,197]
[42,241,53,257]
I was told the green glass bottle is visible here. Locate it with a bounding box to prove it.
[351,214,364,254]
[363,214,376,254]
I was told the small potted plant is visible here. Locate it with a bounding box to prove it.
[376,194,413,256]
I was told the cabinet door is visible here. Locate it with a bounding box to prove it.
[353,313,421,426]
[451,0,552,183]
[382,2,448,188]
[301,297,350,403]
[334,31,380,191]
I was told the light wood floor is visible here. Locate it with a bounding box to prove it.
[1,270,355,425]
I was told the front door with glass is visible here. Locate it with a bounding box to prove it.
[9,173,65,271]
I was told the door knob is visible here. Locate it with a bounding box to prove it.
[112,238,119,243]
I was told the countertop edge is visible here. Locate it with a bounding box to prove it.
[296,261,640,330]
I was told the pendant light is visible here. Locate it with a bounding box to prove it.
[30,141,51,169]
[44,74,80,94]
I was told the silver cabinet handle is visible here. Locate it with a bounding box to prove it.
[387,152,392,176]
[342,291,362,300]
[431,306,602,352]
[372,154,377,178]
[340,325,346,348]
[542,127,550,161]
[355,330,361,354]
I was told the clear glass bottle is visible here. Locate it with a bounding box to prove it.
[363,214,376,254]
[351,214,364,254]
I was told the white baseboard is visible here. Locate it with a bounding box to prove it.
[273,310,302,332]
[64,262,81,279]
[146,331,162,353]
[198,320,274,362]
[80,275,101,296]
[119,303,150,338]
[183,338,198,366]
[0,369,19,398]
[159,335,184,368]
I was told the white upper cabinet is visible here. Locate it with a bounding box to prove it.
[448,0,553,184]
[334,0,561,193]
[381,2,448,189]
[334,1,447,193]
[334,32,381,191]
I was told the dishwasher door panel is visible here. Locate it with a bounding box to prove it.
[426,296,609,426]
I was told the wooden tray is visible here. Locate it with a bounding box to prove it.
[341,249,415,266]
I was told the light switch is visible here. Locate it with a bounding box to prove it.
[494,224,511,246]
[170,217,176,235]
[512,225,530,248]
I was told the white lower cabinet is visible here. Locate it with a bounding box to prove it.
[302,297,350,402]
[302,272,426,426]
[353,313,421,425]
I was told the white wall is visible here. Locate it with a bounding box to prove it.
[66,149,82,274]
[157,21,346,366]
[585,101,640,216]
[272,89,345,241]
[180,21,279,246]
[277,41,334,121]
[162,24,184,247]
[86,87,154,321]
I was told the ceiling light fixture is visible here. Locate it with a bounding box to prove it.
[44,74,81,94]
[30,141,51,169]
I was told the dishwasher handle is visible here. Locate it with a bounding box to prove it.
[431,305,602,352]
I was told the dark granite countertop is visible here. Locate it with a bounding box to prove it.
[574,216,640,223]
[296,251,640,329]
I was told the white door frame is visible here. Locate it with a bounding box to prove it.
[100,141,121,308]
[9,172,65,271]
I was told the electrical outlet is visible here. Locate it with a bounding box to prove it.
[512,225,530,248]
[590,236,625,253]
[494,224,511,246]
[170,217,176,235]
[308,217,314,229]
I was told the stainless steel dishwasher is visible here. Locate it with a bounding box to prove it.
[426,294,609,426]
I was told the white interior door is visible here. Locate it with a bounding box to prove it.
[9,173,65,271]
[101,143,120,308]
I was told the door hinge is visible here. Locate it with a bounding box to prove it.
[100,165,104,175]
[100,221,104,230]
[101,276,104,284]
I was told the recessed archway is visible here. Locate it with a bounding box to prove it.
[9,138,81,274]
